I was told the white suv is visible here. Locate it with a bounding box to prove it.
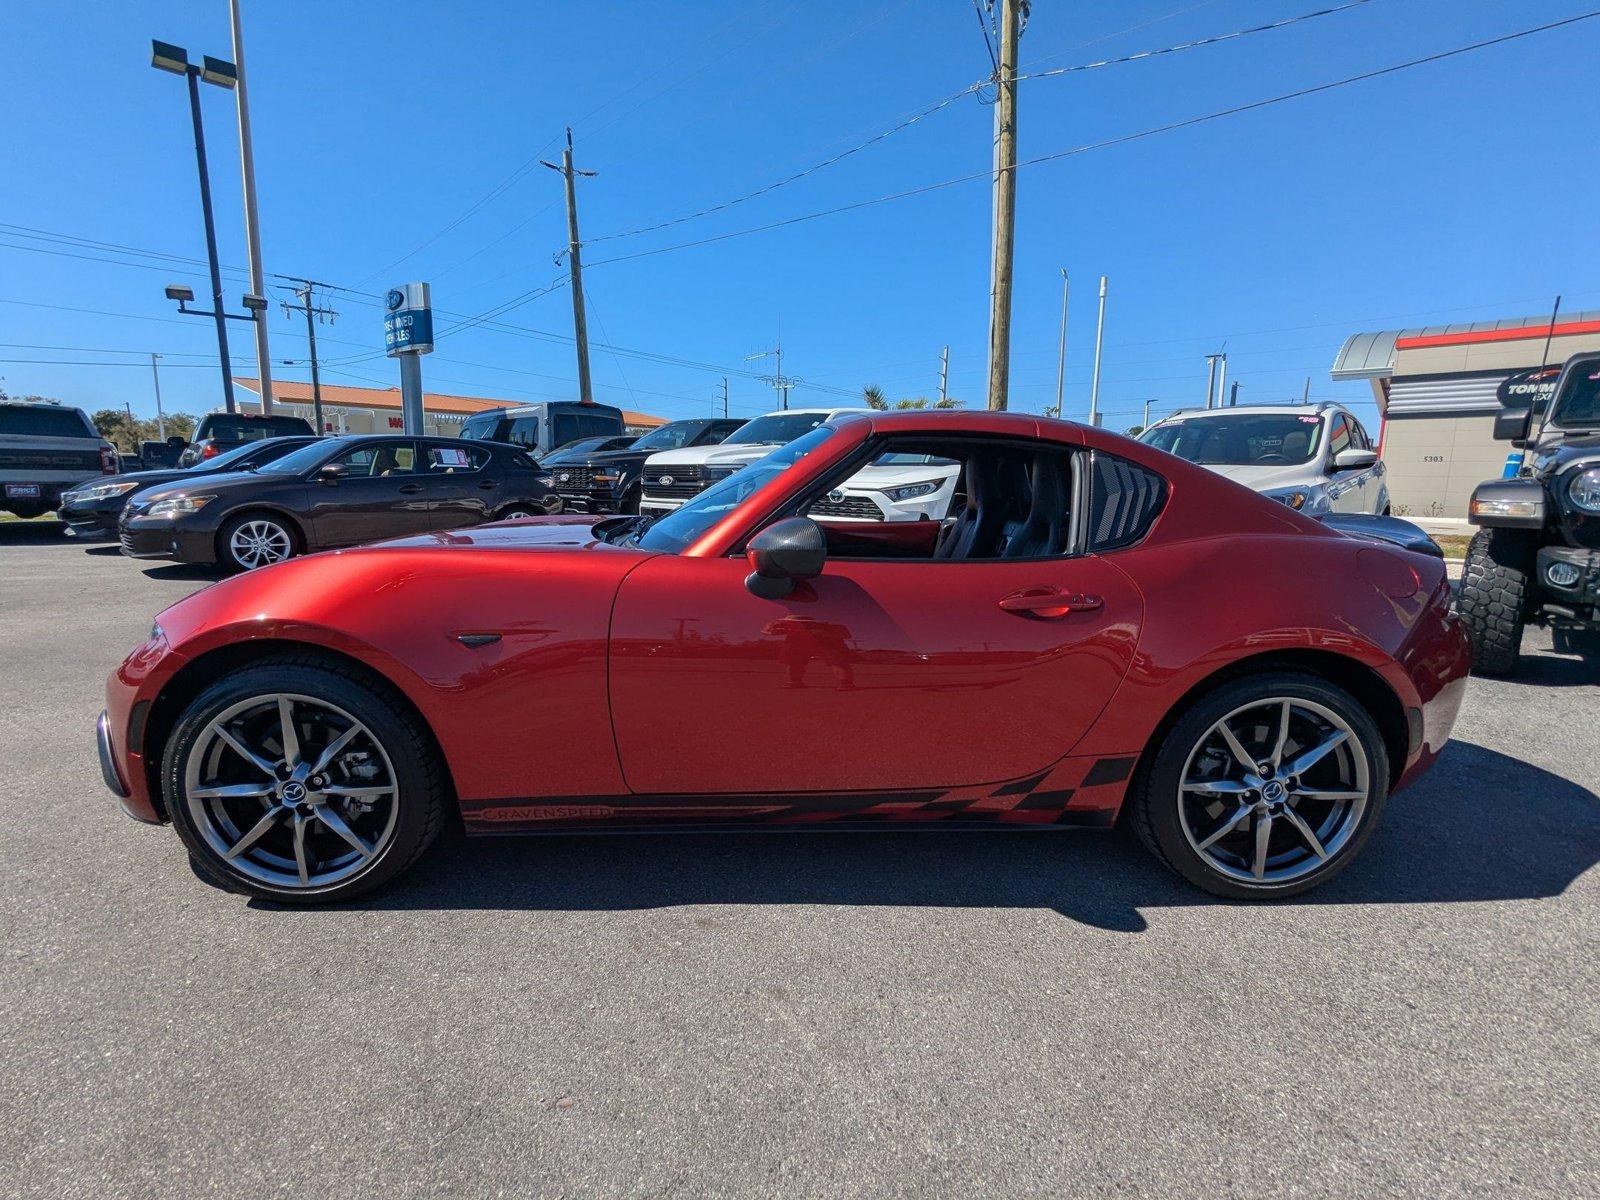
[808,452,959,522]
[639,407,867,516]
[1139,403,1387,516]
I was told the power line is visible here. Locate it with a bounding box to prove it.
[580,10,1600,268]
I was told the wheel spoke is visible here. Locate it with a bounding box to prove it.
[224,808,284,860]
[1196,804,1252,850]
[1183,779,1254,799]
[215,727,277,777]
[315,806,374,860]
[1216,720,1258,775]
[1281,806,1329,860]
[292,814,311,885]
[1271,699,1292,768]
[309,724,361,776]
[190,782,275,800]
[1293,788,1365,802]
[321,785,394,799]
[1252,812,1273,879]
[1285,729,1349,777]
[277,696,301,766]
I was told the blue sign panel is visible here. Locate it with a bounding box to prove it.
[384,282,434,356]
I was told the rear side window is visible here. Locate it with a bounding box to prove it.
[1088,451,1167,552]
[506,416,540,449]
[427,445,488,472]
[0,405,95,438]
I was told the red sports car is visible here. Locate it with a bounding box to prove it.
[97,412,1470,904]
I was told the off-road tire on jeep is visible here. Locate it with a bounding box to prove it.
[1458,528,1535,676]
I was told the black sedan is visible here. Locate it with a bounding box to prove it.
[58,436,319,538]
[120,434,560,572]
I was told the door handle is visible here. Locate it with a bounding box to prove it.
[398,483,423,494]
[477,479,499,490]
[997,587,1103,619]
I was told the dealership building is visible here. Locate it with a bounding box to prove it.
[233,378,666,438]
[1331,310,1600,517]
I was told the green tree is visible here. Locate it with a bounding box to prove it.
[863,384,888,410]
[862,384,961,411]
[91,408,196,453]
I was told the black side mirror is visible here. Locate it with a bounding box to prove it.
[1493,407,1533,444]
[317,463,348,484]
[745,516,826,599]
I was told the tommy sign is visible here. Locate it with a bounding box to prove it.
[384,282,434,356]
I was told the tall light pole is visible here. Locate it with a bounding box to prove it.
[227,0,274,414]
[149,353,167,441]
[1053,269,1069,418]
[1204,354,1220,409]
[152,40,239,412]
[1088,275,1107,428]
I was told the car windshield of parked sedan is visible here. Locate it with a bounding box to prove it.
[1142,413,1324,466]
[630,421,707,452]
[256,439,341,475]
[629,426,837,554]
[724,412,835,446]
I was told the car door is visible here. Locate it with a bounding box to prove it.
[607,450,1144,796]
[306,440,433,547]
[419,441,496,529]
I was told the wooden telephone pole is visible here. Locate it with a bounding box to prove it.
[985,0,1025,411]
[543,128,597,404]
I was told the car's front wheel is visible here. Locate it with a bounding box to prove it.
[218,512,299,573]
[1457,528,1534,676]
[1130,672,1390,899]
[162,658,448,903]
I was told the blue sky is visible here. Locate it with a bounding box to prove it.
[5,1,1599,433]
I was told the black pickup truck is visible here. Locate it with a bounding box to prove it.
[1458,350,1600,674]
[544,417,746,514]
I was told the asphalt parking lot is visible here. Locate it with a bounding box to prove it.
[2,520,1596,1198]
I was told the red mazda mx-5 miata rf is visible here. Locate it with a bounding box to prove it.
[97,411,1470,904]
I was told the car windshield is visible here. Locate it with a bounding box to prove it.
[631,426,837,554]
[1141,413,1325,466]
[632,421,707,452]
[203,415,308,441]
[1551,366,1600,428]
[725,412,836,446]
[258,439,341,474]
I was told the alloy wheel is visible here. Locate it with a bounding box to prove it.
[229,520,293,569]
[1177,696,1370,885]
[182,693,401,890]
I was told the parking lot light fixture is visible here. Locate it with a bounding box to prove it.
[150,40,188,74]
[164,284,195,304]
[242,294,268,314]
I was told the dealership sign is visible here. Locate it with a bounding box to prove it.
[384,283,434,357]
[1496,364,1562,412]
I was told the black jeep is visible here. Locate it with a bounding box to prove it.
[1459,350,1600,675]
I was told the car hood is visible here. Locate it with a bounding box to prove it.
[550,446,650,471]
[369,514,614,552]
[646,442,776,469]
[74,467,192,491]
[841,461,959,489]
[1532,432,1600,477]
[1187,462,1321,492]
[132,469,285,501]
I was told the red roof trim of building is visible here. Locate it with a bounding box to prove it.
[1394,319,1600,350]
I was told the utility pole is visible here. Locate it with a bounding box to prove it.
[228,0,273,414]
[985,0,1025,411]
[1053,269,1068,418]
[542,128,597,404]
[720,377,729,418]
[149,353,167,440]
[1204,354,1220,409]
[1229,380,1240,407]
[1088,275,1107,427]
[280,277,338,434]
[939,345,950,406]
[746,344,795,410]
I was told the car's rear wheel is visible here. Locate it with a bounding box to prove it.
[219,512,299,573]
[1130,672,1389,899]
[1457,528,1533,676]
[162,659,448,903]
[499,506,537,520]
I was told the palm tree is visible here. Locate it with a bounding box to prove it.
[862,384,888,410]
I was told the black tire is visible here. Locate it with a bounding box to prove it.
[1129,671,1391,900]
[162,657,449,903]
[1457,528,1534,676]
[216,510,301,574]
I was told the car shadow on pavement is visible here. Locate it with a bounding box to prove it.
[140,563,224,582]
[0,520,68,545]
[1502,634,1600,687]
[324,741,1598,932]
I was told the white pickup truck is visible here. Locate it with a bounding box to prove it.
[0,401,119,519]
